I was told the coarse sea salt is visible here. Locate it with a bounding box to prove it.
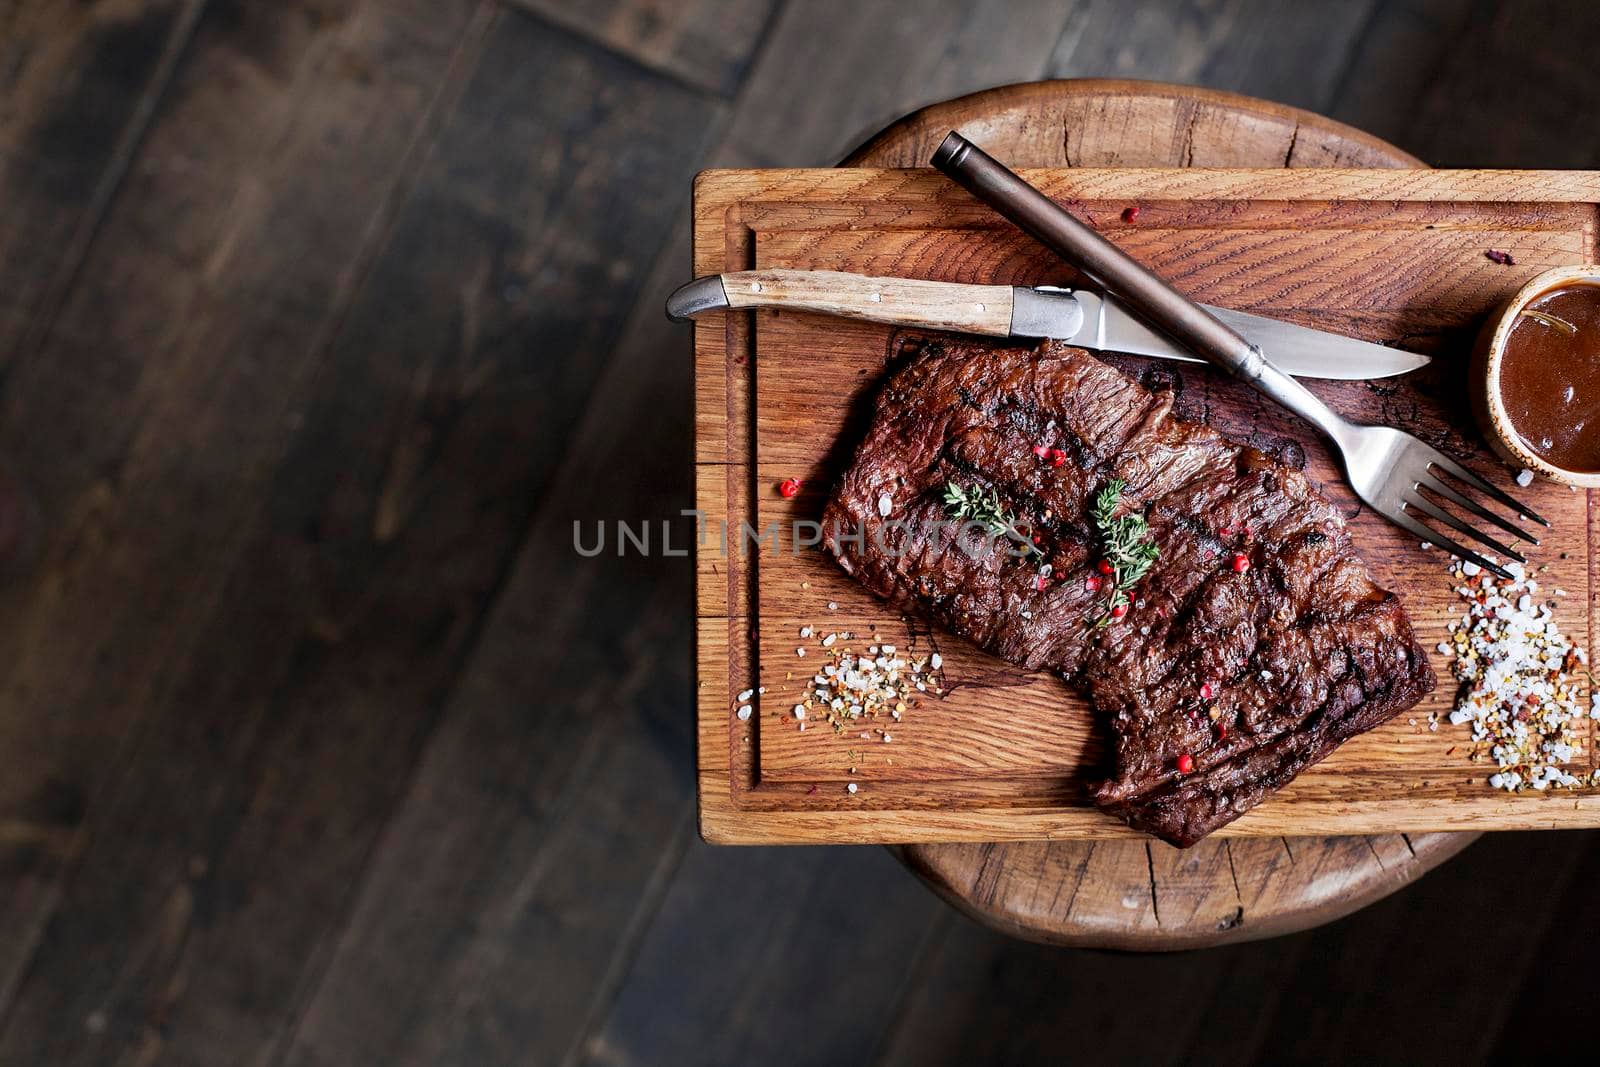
[1439,558,1596,793]
[787,623,944,738]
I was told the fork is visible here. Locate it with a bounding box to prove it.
[932,133,1546,578]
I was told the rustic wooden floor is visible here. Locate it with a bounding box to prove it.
[0,1,1597,1064]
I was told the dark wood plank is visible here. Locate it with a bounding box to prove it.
[256,20,725,1067]
[724,0,1080,166]
[511,0,779,96]
[1046,0,1378,113]
[0,0,206,358]
[1484,833,1600,1059]
[1403,0,1600,166]
[1,5,722,1060]
[280,206,712,1067]
[1245,831,1590,1063]
[279,560,702,1067]
[1321,0,1477,151]
[0,0,210,1016]
[587,843,943,1067]
[877,909,1314,1067]
[0,0,512,1061]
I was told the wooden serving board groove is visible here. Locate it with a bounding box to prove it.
[693,167,1600,845]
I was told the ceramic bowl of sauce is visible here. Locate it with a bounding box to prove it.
[1473,265,1600,488]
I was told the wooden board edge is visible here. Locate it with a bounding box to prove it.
[688,164,1600,845]
[691,167,1600,206]
[697,769,1600,844]
[839,78,1426,170]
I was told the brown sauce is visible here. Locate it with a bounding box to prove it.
[1499,281,1600,472]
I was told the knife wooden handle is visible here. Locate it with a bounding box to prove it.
[716,269,1014,336]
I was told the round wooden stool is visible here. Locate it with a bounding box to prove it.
[841,79,1478,951]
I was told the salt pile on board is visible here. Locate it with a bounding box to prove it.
[1440,557,1598,791]
[791,632,944,737]
[733,620,943,751]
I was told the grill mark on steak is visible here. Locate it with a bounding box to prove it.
[822,338,1434,847]
[1170,512,1227,560]
[938,428,1098,550]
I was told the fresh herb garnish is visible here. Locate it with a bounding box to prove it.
[942,481,1039,556]
[1091,478,1159,627]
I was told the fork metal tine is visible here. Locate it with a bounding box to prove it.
[1415,472,1538,546]
[1427,454,1549,527]
[1402,493,1525,563]
[1388,506,1513,580]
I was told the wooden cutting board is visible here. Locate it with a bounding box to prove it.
[693,167,1600,845]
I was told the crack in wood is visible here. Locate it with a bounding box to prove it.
[971,842,1000,905]
[1057,839,1096,920]
[1179,101,1199,168]
[1224,839,1244,904]
[1144,841,1161,926]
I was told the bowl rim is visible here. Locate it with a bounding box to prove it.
[1480,264,1600,489]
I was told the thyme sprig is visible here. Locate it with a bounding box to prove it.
[1091,478,1159,627]
[942,481,1039,557]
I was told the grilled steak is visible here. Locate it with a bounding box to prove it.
[822,337,1434,846]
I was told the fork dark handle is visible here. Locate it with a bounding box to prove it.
[930,132,1355,445]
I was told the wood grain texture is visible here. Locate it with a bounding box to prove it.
[897,832,1475,950]
[0,0,207,358]
[243,15,719,1067]
[843,79,1423,170]
[720,269,1016,336]
[722,0,1080,166]
[0,2,505,1062]
[1320,0,1480,155]
[1403,0,1600,168]
[585,843,942,1067]
[694,165,1600,846]
[510,0,777,96]
[0,0,212,1009]
[1044,1,1379,115]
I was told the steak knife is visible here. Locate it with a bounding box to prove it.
[665,268,1428,381]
